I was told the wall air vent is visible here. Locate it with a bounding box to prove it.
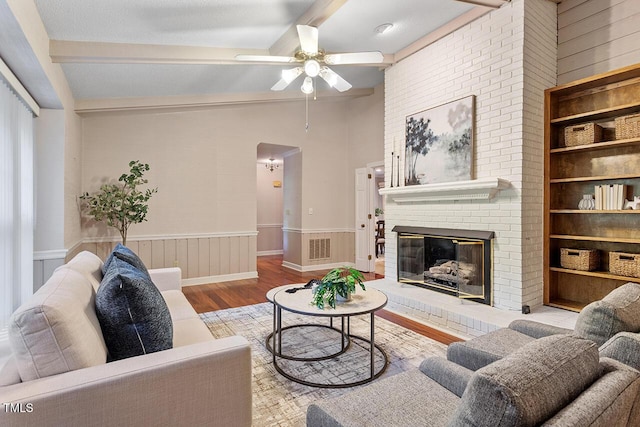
[309,238,331,260]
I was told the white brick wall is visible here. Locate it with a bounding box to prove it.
[384,0,557,311]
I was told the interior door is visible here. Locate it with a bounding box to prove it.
[355,168,372,272]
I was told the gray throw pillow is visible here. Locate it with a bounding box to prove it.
[448,335,600,427]
[96,257,173,361]
[102,243,151,278]
[574,282,640,347]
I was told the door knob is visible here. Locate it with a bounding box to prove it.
[361,224,365,228]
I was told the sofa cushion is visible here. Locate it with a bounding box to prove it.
[447,328,536,371]
[96,258,173,361]
[9,267,108,381]
[574,282,640,346]
[64,250,104,292]
[449,335,600,427]
[103,243,150,278]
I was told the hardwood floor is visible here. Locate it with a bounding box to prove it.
[182,255,462,345]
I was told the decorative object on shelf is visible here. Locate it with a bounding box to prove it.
[265,158,279,172]
[79,160,158,246]
[623,196,640,210]
[311,266,365,309]
[564,123,603,147]
[614,113,640,139]
[390,149,395,188]
[578,194,595,210]
[609,251,640,278]
[560,248,600,272]
[405,95,474,186]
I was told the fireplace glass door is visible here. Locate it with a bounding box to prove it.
[398,233,485,301]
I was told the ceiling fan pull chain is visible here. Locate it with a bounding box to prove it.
[305,93,310,132]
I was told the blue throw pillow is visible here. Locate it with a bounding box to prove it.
[96,257,173,361]
[103,243,150,278]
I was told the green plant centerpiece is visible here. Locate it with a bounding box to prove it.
[80,160,158,246]
[311,266,366,309]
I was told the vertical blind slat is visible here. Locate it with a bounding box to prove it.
[0,78,34,335]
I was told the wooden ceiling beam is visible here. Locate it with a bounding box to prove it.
[50,40,273,65]
[269,0,349,56]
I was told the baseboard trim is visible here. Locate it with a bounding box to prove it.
[257,250,284,256]
[181,271,258,287]
[282,261,355,273]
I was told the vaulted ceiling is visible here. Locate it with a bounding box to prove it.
[0,0,510,111]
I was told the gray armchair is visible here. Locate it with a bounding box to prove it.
[447,282,640,372]
[307,335,640,427]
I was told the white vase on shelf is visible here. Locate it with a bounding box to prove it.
[578,194,595,210]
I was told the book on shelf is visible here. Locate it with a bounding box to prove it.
[593,184,628,210]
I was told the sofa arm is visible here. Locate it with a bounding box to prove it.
[149,267,182,291]
[0,336,252,427]
[508,319,573,339]
[419,356,473,397]
[599,332,640,371]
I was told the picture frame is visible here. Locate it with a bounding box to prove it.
[405,95,474,186]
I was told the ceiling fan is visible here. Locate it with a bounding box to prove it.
[235,25,384,93]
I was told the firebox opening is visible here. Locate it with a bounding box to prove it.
[394,226,493,306]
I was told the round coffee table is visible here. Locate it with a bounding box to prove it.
[268,284,388,388]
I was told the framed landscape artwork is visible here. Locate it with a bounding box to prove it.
[405,95,474,186]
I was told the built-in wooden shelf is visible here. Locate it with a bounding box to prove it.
[550,267,639,282]
[544,63,640,312]
[550,210,640,214]
[550,234,640,244]
[550,102,640,125]
[547,299,588,312]
[550,174,640,184]
[550,137,640,154]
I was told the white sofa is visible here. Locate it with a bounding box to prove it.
[0,251,252,427]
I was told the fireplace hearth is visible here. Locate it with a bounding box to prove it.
[393,226,493,305]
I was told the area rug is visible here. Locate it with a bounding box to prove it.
[200,302,447,427]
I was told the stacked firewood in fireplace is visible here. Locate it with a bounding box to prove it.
[424,260,476,287]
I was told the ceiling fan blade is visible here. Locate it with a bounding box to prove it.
[271,67,303,91]
[297,25,318,55]
[235,54,296,63]
[324,52,384,65]
[319,67,352,92]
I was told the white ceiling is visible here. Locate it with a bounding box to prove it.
[22,0,507,103]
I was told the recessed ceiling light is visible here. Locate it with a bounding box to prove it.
[374,23,394,35]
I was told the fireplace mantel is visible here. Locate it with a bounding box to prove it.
[379,177,510,203]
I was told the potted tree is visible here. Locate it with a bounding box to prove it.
[80,160,158,246]
[311,266,366,309]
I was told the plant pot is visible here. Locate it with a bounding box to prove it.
[336,291,352,303]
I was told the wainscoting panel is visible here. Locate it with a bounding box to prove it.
[33,250,67,292]
[78,232,258,282]
[283,229,355,271]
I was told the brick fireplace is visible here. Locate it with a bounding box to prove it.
[380,0,557,312]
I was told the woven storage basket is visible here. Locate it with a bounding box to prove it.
[564,123,603,146]
[560,248,599,271]
[609,252,640,278]
[614,113,640,140]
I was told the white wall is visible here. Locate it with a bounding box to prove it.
[558,0,640,84]
[81,94,382,276]
[384,0,557,311]
[257,163,283,255]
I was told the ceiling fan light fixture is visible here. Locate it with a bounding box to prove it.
[303,59,321,77]
[301,76,314,94]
